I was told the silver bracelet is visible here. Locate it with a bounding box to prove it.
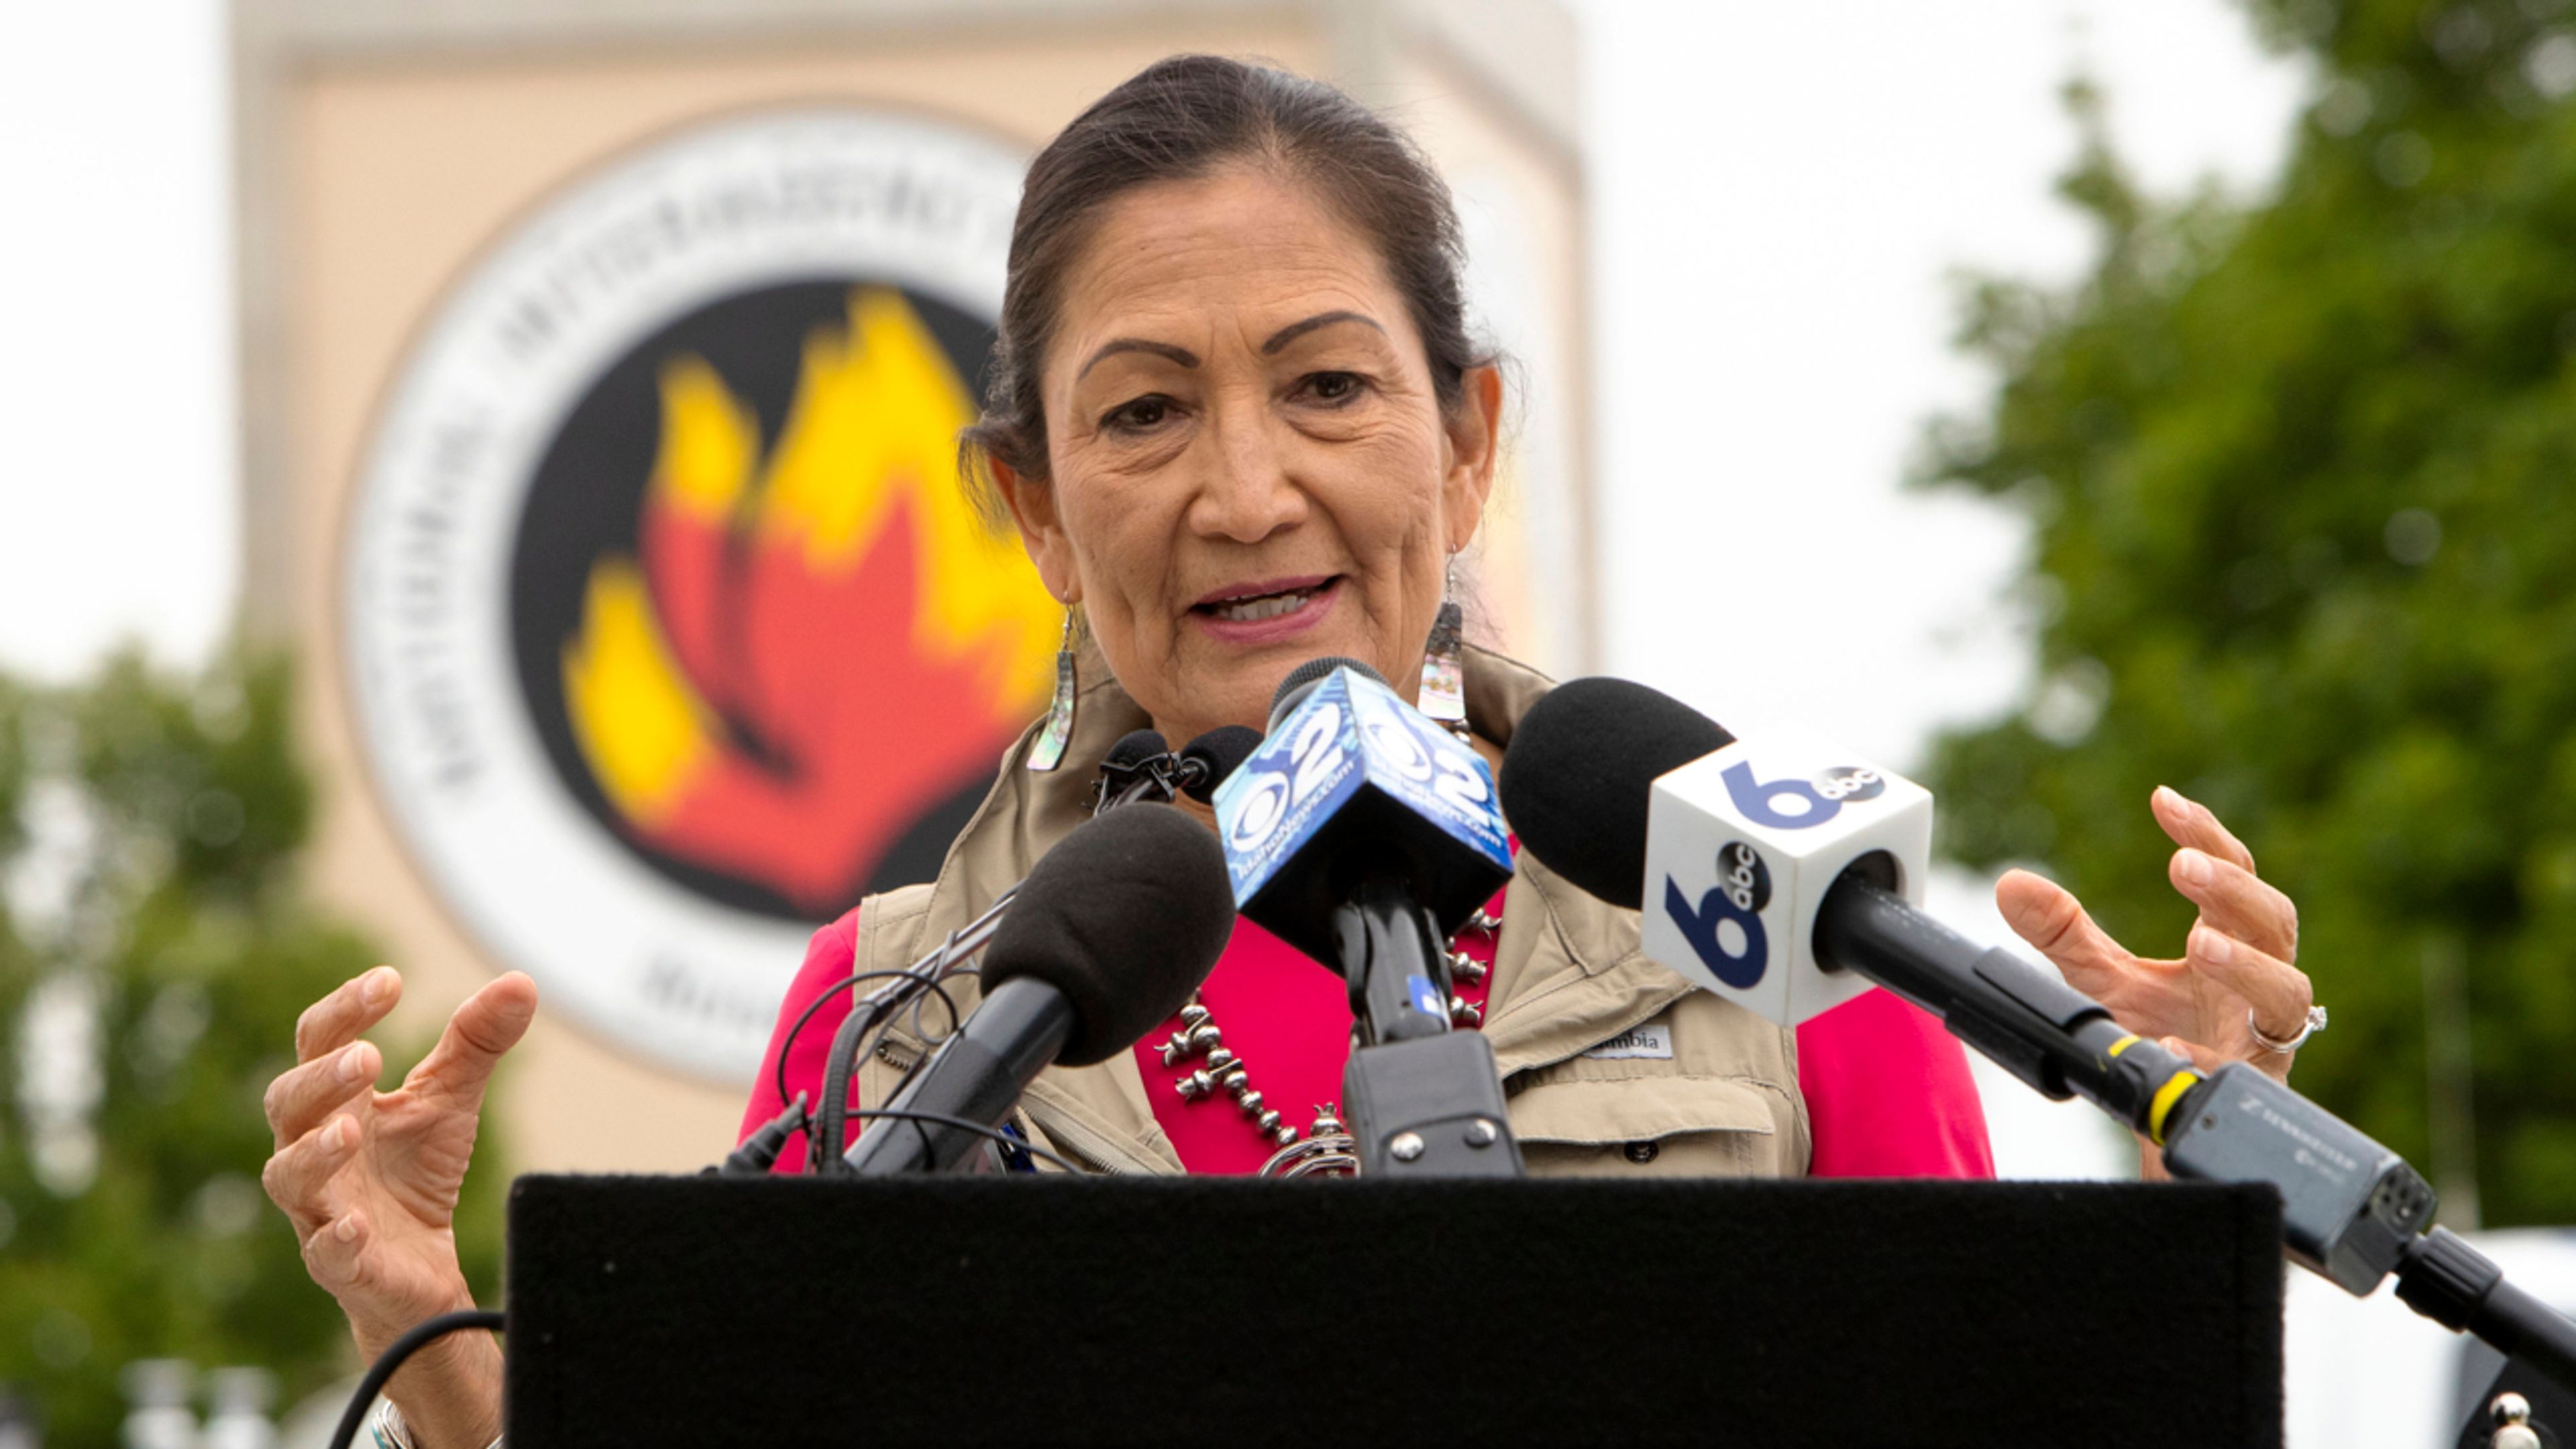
[372,1398,503,1449]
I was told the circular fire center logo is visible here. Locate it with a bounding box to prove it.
[344,111,1044,1081]
[511,278,1040,920]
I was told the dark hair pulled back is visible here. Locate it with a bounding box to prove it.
[961,54,1490,508]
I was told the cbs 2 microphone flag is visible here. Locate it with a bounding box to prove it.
[1214,665,1511,914]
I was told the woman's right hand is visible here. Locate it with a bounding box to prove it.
[261,965,537,1446]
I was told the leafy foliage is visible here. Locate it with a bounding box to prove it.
[1922,0,2576,1226]
[0,652,506,1442]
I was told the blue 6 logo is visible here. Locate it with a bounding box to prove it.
[1720,761,1884,830]
[1663,840,1772,989]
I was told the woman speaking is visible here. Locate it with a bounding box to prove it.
[260,56,2317,1448]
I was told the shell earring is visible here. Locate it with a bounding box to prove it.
[1420,557,1468,742]
[1028,606,1077,772]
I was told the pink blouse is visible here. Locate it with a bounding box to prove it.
[741,867,1994,1180]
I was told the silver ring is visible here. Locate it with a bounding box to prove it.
[2249,1004,2326,1054]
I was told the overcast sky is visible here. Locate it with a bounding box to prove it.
[1574,0,2305,767]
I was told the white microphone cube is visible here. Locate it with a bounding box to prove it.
[1638,733,1932,1026]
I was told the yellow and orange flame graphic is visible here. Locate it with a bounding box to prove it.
[560,287,1056,914]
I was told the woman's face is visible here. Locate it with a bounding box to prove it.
[993,166,1501,749]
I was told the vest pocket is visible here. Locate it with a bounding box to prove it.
[1507,1073,1789,1179]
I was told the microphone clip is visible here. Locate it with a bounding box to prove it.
[1343,1034,1522,1177]
[1090,746,1230,816]
[1090,751,1181,816]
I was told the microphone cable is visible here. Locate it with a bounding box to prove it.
[327,1308,504,1449]
[814,966,966,1170]
[771,967,967,1115]
[842,1108,1084,1174]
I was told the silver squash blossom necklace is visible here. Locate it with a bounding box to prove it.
[1156,904,1503,1177]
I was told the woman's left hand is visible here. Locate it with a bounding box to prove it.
[1993,786,2313,1091]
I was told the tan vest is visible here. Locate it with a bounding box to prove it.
[848,645,1811,1178]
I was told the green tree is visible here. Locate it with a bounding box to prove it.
[0,651,506,1443]
[1923,0,2576,1226]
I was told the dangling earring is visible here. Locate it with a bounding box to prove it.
[1028,606,1078,772]
[1421,557,1469,743]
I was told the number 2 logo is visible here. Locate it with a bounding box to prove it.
[1430,749,1490,814]
[1286,701,1344,806]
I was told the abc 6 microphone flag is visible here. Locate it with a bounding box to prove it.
[1642,733,1931,1026]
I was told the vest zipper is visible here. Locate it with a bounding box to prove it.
[1018,1094,1149,1175]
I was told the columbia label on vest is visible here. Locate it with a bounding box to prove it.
[1583,1023,1674,1061]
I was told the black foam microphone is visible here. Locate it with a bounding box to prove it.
[816,727,1185,1160]
[1094,727,1260,814]
[1106,729,1169,769]
[842,806,1236,1176]
[1265,653,1352,730]
[1499,677,1732,911]
[1177,726,1263,803]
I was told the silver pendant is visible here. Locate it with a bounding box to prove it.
[1419,598,1467,731]
[1158,1022,1221,1066]
[1026,639,1077,773]
[1259,1103,1358,1177]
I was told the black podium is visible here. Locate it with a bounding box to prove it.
[504,1176,2284,1446]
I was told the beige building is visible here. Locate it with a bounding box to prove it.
[234,0,1595,1173]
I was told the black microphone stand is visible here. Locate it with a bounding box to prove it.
[2404,1228,2576,1413]
[1334,868,1523,1177]
[810,749,1175,1174]
[840,977,1072,1177]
